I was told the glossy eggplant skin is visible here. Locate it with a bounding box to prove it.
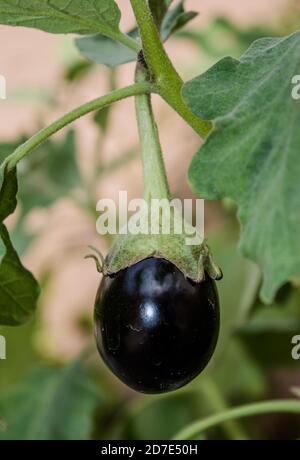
[94,257,220,394]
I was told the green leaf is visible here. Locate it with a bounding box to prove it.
[148,0,173,28]
[18,130,81,216]
[0,167,17,222]
[0,143,40,326]
[0,141,20,219]
[0,131,79,326]
[183,31,300,303]
[75,29,138,68]
[0,224,40,326]
[161,1,198,41]
[0,360,102,440]
[75,1,196,68]
[0,0,121,36]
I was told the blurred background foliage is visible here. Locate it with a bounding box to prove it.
[0,0,300,440]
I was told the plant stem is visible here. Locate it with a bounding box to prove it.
[130,0,212,138]
[3,82,152,171]
[135,63,170,202]
[173,399,300,440]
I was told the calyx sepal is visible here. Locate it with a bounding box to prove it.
[99,205,222,282]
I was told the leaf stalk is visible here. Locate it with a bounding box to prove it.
[2,82,153,171]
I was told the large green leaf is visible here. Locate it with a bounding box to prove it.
[183,31,300,303]
[0,0,121,36]
[0,360,102,440]
[0,145,40,326]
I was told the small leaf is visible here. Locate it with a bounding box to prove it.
[161,1,198,41]
[0,224,40,326]
[75,30,138,68]
[148,0,173,28]
[0,0,121,36]
[0,360,102,440]
[183,31,300,303]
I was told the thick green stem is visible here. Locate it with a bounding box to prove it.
[173,399,300,440]
[3,82,152,171]
[135,64,170,202]
[130,0,212,138]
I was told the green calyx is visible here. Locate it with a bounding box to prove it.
[104,224,222,283]
[90,58,221,283]
[88,202,222,282]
